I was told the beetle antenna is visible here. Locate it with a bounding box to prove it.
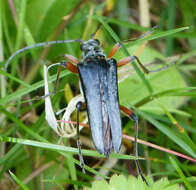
[148,62,176,73]
[123,25,158,43]
[5,39,83,71]
[139,25,158,39]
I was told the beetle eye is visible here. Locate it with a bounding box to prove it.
[94,39,100,45]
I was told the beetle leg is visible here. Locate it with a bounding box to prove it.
[120,105,149,186]
[60,60,78,74]
[108,26,158,59]
[48,60,78,95]
[52,61,64,95]
[117,56,173,74]
[117,56,149,74]
[76,101,86,174]
[53,57,78,99]
[63,54,79,64]
[108,42,122,58]
[36,61,78,100]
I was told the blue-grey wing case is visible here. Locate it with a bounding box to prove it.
[78,58,122,156]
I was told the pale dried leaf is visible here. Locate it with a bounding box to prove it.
[44,65,61,135]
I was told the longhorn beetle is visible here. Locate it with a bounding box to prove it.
[6,26,168,186]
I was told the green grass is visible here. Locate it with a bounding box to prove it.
[1,0,196,189]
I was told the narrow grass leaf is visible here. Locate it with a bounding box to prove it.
[9,170,30,190]
[0,69,30,87]
[0,70,70,105]
[169,157,193,190]
[14,0,27,51]
[0,107,107,176]
[137,110,196,158]
[0,136,137,160]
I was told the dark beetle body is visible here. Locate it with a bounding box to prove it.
[77,39,122,156]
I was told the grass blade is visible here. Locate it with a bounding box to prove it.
[169,157,193,190]
[9,170,30,190]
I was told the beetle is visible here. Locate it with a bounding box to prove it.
[5,27,164,186]
[60,38,149,185]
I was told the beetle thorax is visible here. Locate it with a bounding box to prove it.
[81,39,105,61]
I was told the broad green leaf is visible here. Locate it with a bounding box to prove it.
[84,175,184,190]
[118,45,187,114]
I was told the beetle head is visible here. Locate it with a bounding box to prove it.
[80,39,105,61]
